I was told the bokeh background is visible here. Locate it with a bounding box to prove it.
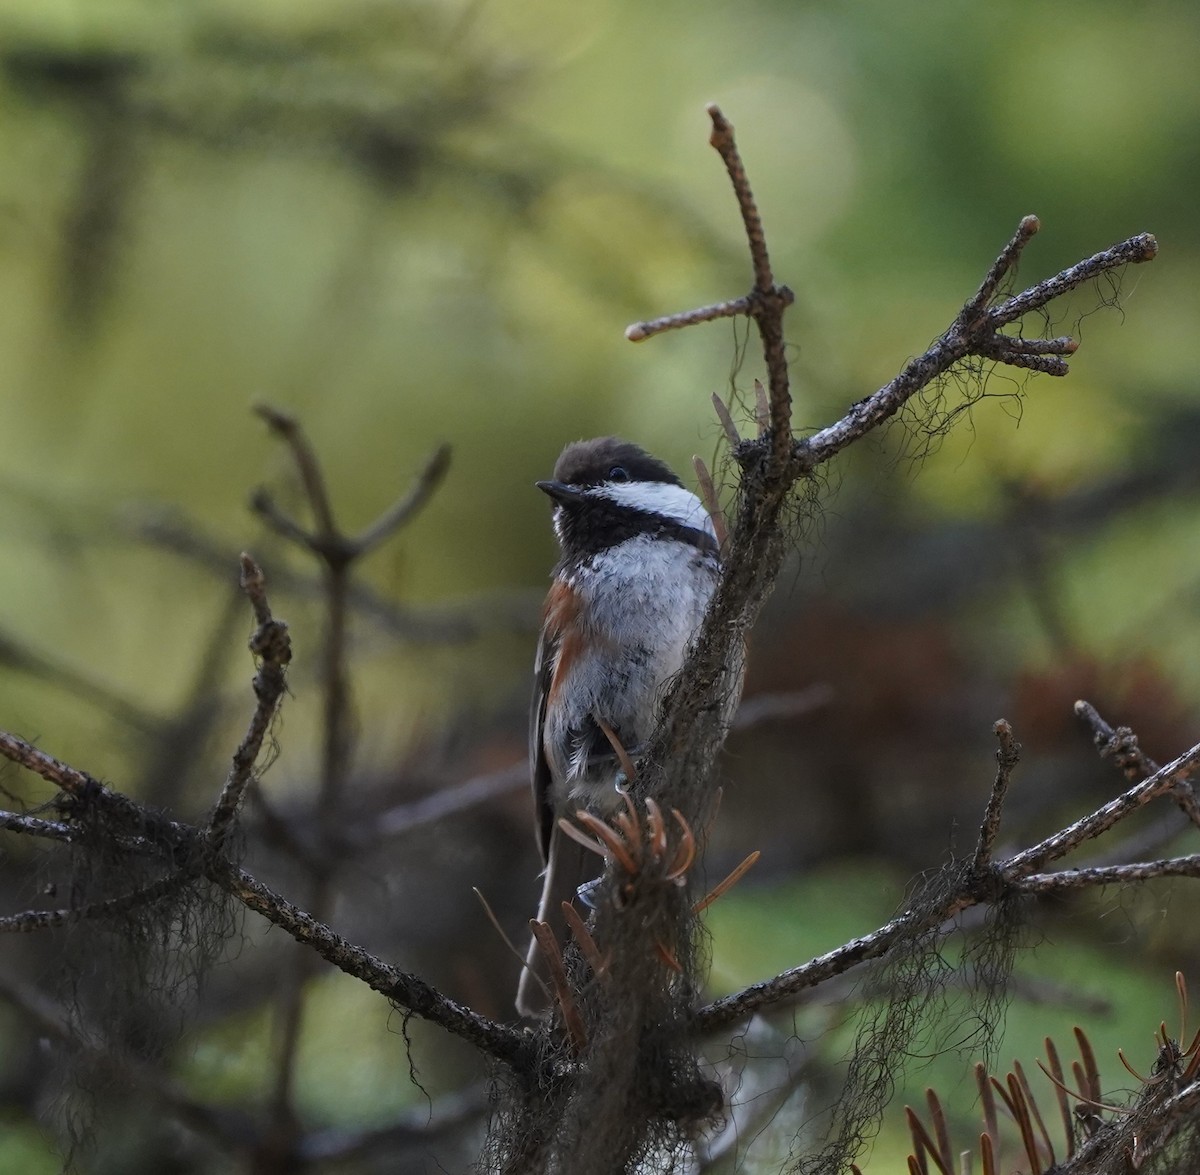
[1,0,1198,1171]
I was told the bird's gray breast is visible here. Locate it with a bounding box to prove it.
[546,534,719,802]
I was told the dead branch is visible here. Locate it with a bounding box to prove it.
[209,858,530,1068]
[1075,697,1200,830]
[0,875,189,933]
[1017,855,1200,891]
[0,809,76,843]
[0,727,532,1071]
[972,718,1020,873]
[1002,735,1200,876]
[205,554,291,855]
[793,224,1156,474]
[249,408,454,1142]
[697,727,1200,1034]
[128,502,527,644]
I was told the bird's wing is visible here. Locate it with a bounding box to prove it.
[529,621,557,865]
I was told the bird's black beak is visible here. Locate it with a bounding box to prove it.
[536,480,581,506]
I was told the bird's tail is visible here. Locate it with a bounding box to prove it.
[515,828,596,1017]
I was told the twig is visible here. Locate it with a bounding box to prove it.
[959,214,1041,325]
[729,685,833,731]
[357,760,527,845]
[694,894,967,1034]
[1075,698,1200,830]
[625,295,754,343]
[208,858,530,1068]
[1002,739,1200,877]
[252,405,450,567]
[972,719,1020,873]
[351,688,829,850]
[337,686,828,854]
[0,874,188,933]
[129,503,520,645]
[254,404,338,538]
[707,106,793,468]
[350,443,451,555]
[1015,855,1200,892]
[707,106,773,295]
[0,809,76,843]
[696,737,1200,1033]
[989,233,1157,328]
[793,230,1156,475]
[0,729,194,854]
[206,555,291,855]
[627,107,795,472]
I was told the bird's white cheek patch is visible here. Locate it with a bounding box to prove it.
[597,481,714,534]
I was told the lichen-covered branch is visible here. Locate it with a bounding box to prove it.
[696,728,1200,1033]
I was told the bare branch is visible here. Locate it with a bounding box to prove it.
[0,729,193,853]
[960,213,1041,321]
[248,488,316,551]
[340,686,828,852]
[0,875,187,934]
[627,106,795,475]
[208,859,530,1069]
[697,736,1200,1032]
[129,503,514,645]
[989,233,1157,327]
[0,713,531,1073]
[972,719,1020,873]
[626,295,754,342]
[254,403,338,537]
[205,555,291,855]
[358,761,527,845]
[729,685,833,731]
[1075,698,1200,830]
[1015,855,1200,892]
[1002,738,1200,877]
[707,105,793,466]
[694,896,968,1034]
[298,1082,490,1164]
[706,104,772,291]
[0,808,75,843]
[793,227,1157,474]
[351,442,451,554]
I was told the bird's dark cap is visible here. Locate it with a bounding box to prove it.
[548,437,682,488]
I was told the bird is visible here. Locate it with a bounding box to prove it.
[515,436,734,1016]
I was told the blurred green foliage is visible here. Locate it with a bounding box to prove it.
[0,0,1197,1170]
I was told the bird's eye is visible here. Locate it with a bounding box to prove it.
[608,466,629,483]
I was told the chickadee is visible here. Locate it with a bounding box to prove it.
[516,437,732,1017]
